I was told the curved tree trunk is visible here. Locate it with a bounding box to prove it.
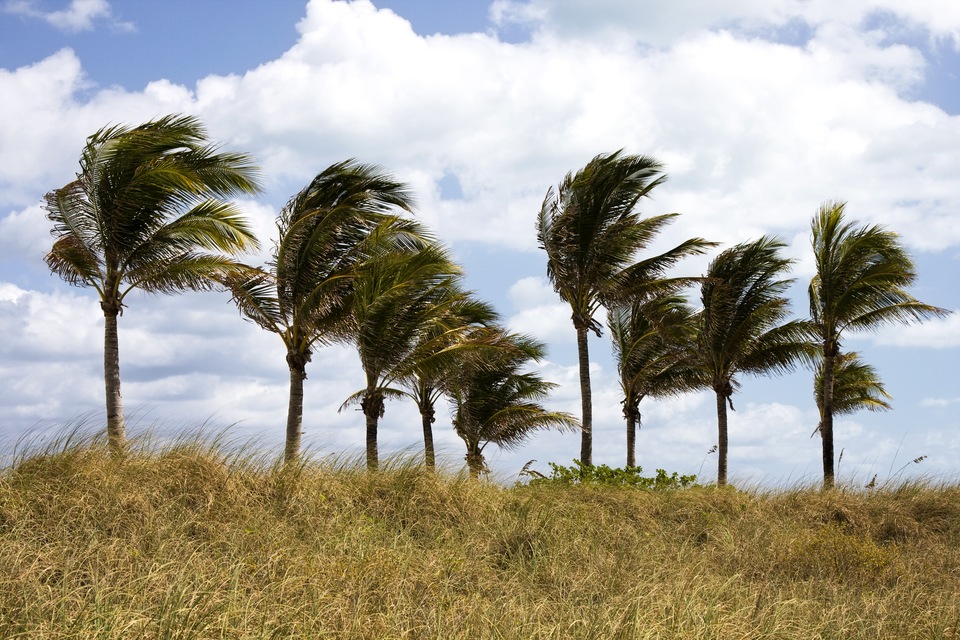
[575,324,593,466]
[284,350,309,465]
[716,389,729,487]
[420,400,436,469]
[101,298,125,455]
[362,390,384,470]
[821,342,837,489]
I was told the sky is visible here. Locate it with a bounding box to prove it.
[0,0,958,485]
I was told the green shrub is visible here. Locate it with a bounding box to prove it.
[528,459,697,489]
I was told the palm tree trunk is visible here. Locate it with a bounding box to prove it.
[465,446,484,479]
[362,390,384,470]
[575,324,593,466]
[420,401,436,469]
[101,298,125,455]
[821,343,837,489]
[625,405,639,468]
[284,351,308,465]
[716,389,728,487]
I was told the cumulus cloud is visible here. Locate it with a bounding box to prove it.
[872,311,960,348]
[3,0,134,33]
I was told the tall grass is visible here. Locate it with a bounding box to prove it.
[1,430,958,638]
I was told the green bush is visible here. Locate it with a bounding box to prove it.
[528,459,697,489]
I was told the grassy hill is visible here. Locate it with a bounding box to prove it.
[1,434,958,638]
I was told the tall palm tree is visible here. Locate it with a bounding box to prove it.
[809,201,948,488]
[448,331,579,478]
[537,150,713,465]
[695,236,814,486]
[222,160,417,464]
[44,115,261,453]
[812,351,891,438]
[609,294,700,468]
[342,232,464,470]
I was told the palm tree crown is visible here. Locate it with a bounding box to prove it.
[813,351,891,438]
[537,150,712,465]
[809,200,948,487]
[45,114,262,451]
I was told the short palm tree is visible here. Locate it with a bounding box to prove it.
[812,351,891,438]
[537,150,713,465]
[695,236,814,486]
[44,115,261,453]
[609,294,700,468]
[448,331,579,478]
[222,160,416,464]
[395,293,500,468]
[342,232,464,470]
[809,201,948,488]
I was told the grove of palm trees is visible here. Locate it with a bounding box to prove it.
[41,116,949,487]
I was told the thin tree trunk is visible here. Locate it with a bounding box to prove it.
[284,351,308,465]
[716,389,728,487]
[362,390,384,470]
[821,342,837,489]
[101,299,125,455]
[576,324,593,466]
[420,401,436,469]
[625,404,639,468]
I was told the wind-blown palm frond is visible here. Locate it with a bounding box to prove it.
[44,114,262,452]
[812,351,892,437]
[808,201,948,487]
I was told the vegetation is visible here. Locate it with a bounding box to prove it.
[44,115,262,453]
[2,435,960,639]
[809,201,949,488]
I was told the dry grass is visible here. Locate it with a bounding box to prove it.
[1,430,959,638]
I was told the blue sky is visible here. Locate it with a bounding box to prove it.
[1,0,958,485]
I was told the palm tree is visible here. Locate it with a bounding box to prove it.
[809,201,948,488]
[448,332,579,478]
[812,351,891,438]
[44,115,261,453]
[342,232,464,470]
[695,236,814,486]
[222,160,416,464]
[537,150,713,465]
[395,293,499,468]
[609,294,700,468]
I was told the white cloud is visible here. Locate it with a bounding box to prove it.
[921,397,960,408]
[872,311,960,348]
[3,0,134,33]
